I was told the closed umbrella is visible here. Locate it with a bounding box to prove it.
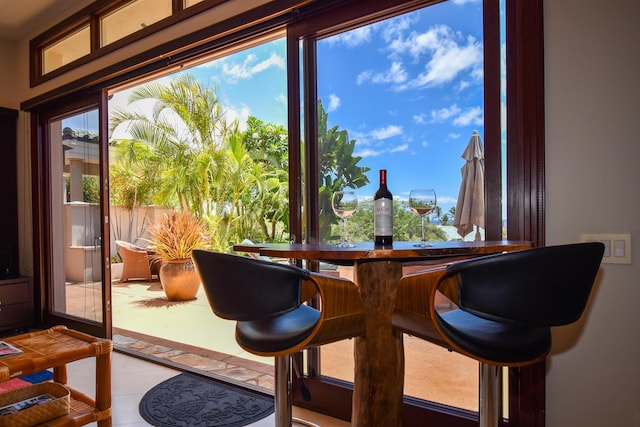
[453,130,485,240]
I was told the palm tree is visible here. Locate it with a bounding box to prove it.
[433,206,443,224]
[110,73,233,218]
[110,73,267,250]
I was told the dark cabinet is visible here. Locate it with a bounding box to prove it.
[0,107,28,331]
[0,107,18,279]
[0,277,32,331]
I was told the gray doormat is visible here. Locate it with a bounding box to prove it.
[139,372,274,426]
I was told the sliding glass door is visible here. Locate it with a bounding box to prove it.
[290,0,509,424]
[32,93,111,338]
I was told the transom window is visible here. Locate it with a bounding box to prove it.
[30,0,232,86]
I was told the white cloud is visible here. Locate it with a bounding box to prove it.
[413,114,426,124]
[352,126,407,158]
[453,106,483,126]
[430,104,483,127]
[411,35,482,87]
[357,61,408,85]
[370,125,403,140]
[379,15,415,43]
[354,148,384,158]
[431,104,461,122]
[275,93,287,105]
[213,103,250,132]
[379,24,483,91]
[327,94,341,112]
[329,26,372,47]
[390,144,408,153]
[356,70,372,85]
[437,195,458,205]
[221,52,285,83]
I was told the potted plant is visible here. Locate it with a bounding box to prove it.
[148,210,208,301]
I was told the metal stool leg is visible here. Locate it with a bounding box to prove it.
[274,355,292,427]
[479,363,502,427]
[274,355,319,427]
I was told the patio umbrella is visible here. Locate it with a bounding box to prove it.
[453,130,485,240]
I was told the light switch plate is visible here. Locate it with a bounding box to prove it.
[580,233,632,264]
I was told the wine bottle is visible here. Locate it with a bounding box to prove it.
[373,169,393,246]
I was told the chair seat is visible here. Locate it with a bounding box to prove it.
[236,304,321,354]
[436,309,551,364]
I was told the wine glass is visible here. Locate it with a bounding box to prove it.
[409,189,437,247]
[331,190,358,247]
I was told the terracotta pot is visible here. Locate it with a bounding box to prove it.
[159,258,200,301]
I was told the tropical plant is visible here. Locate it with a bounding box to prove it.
[109,74,369,250]
[317,99,371,241]
[110,73,271,250]
[241,117,289,241]
[110,73,233,217]
[340,199,448,244]
[148,211,208,261]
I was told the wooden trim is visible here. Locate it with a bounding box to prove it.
[505,1,546,427]
[100,89,113,338]
[30,93,110,339]
[506,0,546,246]
[483,0,503,241]
[23,0,310,110]
[286,28,303,244]
[30,0,232,87]
[303,38,319,244]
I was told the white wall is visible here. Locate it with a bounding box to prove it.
[544,1,640,426]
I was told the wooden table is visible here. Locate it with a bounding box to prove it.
[234,240,531,427]
[0,326,112,426]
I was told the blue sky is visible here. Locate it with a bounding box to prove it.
[105,0,486,216]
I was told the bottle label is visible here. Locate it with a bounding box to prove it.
[374,198,393,235]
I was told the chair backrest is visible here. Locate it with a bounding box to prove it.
[192,250,310,321]
[115,240,146,259]
[445,242,604,327]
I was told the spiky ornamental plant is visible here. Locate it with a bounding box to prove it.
[148,211,208,260]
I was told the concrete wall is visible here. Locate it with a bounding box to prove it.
[544,1,640,426]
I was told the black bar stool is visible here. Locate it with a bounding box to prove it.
[193,250,365,427]
[394,242,604,427]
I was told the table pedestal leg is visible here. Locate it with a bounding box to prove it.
[352,260,404,427]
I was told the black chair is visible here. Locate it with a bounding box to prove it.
[393,242,604,427]
[192,250,365,427]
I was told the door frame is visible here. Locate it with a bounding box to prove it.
[29,90,112,339]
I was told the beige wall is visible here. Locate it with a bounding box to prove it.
[2,0,639,425]
[545,1,640,426]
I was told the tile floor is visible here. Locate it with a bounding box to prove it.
[66,351,349,426]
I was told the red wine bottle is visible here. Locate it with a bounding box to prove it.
[373,169,393,246]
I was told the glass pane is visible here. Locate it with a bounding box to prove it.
[43,25,90,74]
[101,0,172,47]
[317,2,486,246]
[185,0,205,6]
[315,2,484,410]
[49,110,103,322]
[108,36,287,390]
